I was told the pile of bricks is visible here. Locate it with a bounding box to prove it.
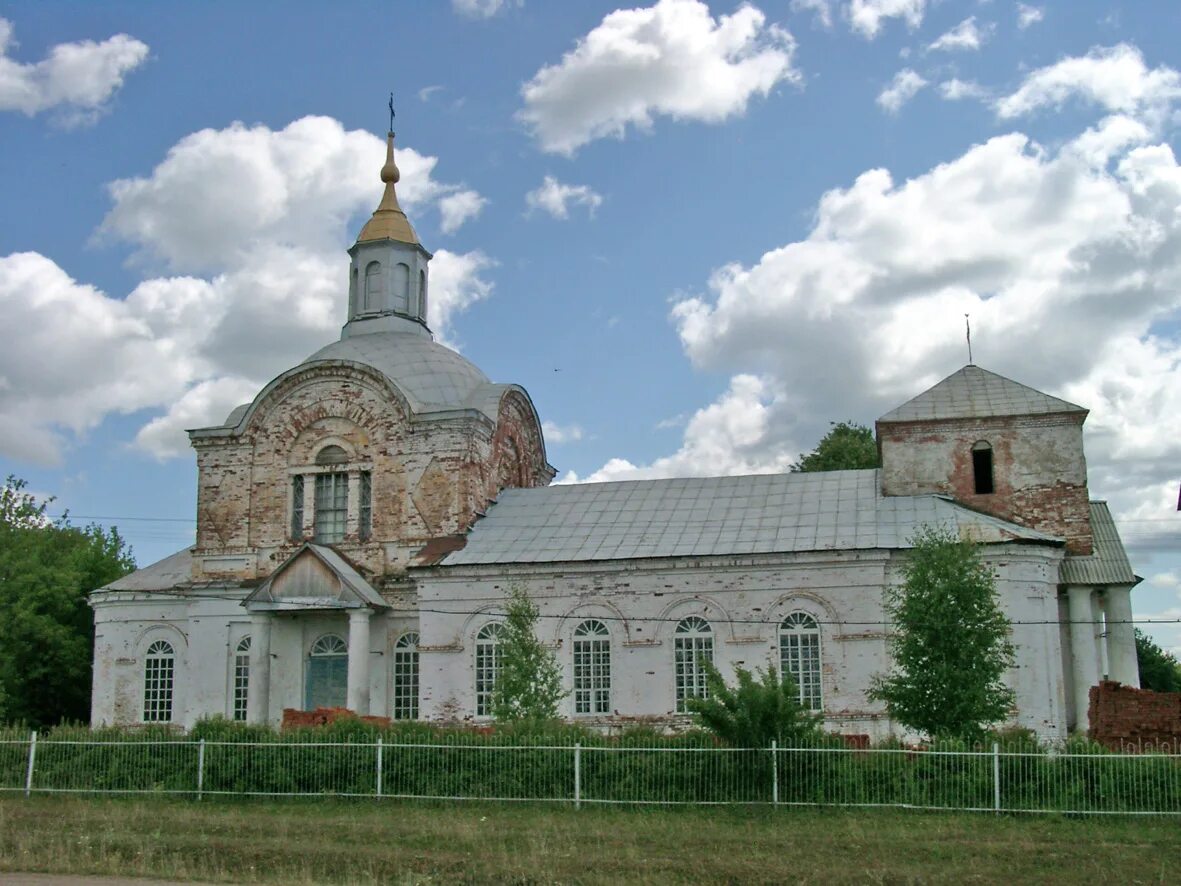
[1088,681,1181,751]
[281,706,392,730]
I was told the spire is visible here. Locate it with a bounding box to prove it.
[356,131,420,246]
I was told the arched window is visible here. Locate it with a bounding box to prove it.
[779,612,822,711]
[315,445,348,465]
[418,268,427,314]
[475,622,503,717]
[305,634,348,710]
[392,263,410,313]
[972,441,994,494]
[674,616,713,713]
[364,261,384,312]
[232,636,251,722]
[392,632,419,720]
[573,620,611,715]
[143,640,175,723]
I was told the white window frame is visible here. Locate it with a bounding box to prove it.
[313,472,349,544]
[232,636,251,722]
[779,611,823,711]
[392,632,419,720]
[674,616,713,713]
[143,640,176,723]
[573,619,611,716]
[474,622,503,718]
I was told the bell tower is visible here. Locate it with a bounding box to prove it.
[344,124,433,339]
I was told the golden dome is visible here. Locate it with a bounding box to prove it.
[356,132,420,246]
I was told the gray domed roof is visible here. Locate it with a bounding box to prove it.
[302,332,493,417]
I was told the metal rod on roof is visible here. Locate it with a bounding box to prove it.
[965,313,973,365]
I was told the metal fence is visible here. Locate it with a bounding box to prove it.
[1,732,1179,815]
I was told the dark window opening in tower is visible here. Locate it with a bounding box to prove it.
[972,441,994,495]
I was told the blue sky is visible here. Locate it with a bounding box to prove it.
[1,0,1179,653]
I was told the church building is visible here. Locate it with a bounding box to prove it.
[89,129,1140,740]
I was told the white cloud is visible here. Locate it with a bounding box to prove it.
[518,0,799,155]
[927,17,991,52]
[542,421,584,444]
[877,68,927,113]
[525,175,604,219]
[0,17,148,120]
[573,110,1181,536]
[418,85,444,102]
[1016,4,1044,29]
[0,117,495,462]
[846,0,926,39]
[791,0,833,28]
[438,189,488,234]
[939,78,988,101]
[452,0,521,19]
[995,44,1181,125]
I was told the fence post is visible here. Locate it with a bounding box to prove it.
[574,743,581,810]
[771,740,779,807]
[376,738,383,799]
[24,731,37,798]
[992,741,1001,813]
[197,739,206,801]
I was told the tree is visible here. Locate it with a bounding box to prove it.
[0,476,135,727]
[1136,629,1181,693]
[791,421,879,473]
[869,526,1015,741]
[688,662,822,747]
[490,585,567,723]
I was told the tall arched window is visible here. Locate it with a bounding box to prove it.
[392,263,410,313]
[573,620,611,715]
[418,268,427,314]
[232,636,251,722]
[674,616,713,713]
[306,634,348,710]
[474,622,503,717]
[143,640,175,723]
[363,261,383,312]
[392,632,419,720]
[779,612,822,710]
[972,441,994,494]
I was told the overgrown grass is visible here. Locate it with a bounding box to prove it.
[1,796,1178,884]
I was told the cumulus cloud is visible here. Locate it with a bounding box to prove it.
[939,78,988,102]
[1016,4,1044,29]
[438,190,487,234]
[0,17,148,121]
[927,17,991,52]
[0,116,495,462]
[790,0,833,28]
[518,0,799,155]
[995,44,1181,125]
[452,0,521,19]
[525,175,603,219]
[542,421,584,444]
[846,0,926,39]
[877,68,927,113]
[573,103,1181,536]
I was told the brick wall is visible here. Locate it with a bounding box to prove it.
[1088,680,1181,750]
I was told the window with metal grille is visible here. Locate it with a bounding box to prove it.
[232,636,251,721]
[392,632,419,720]
[313,472,348,544]
[143,640,175,722]
[474,622,503,717]
[779,612,823,710]
[359,472,372,541]
[573,620,611,715]
[674,616,713,713]
[290,474,304,540]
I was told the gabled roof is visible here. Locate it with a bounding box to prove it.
[1060,502,1140,586]
[878,365,1086,423]
[438,469,1061,567]
[245,543,387,611]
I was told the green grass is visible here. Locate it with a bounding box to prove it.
[1,796,1179,884]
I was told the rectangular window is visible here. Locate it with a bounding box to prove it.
[290,475,305,540]
[359,472,372,542]
[392,636,419,720]
[674,635,712,713]
[475,640,502,717]
[143,657,174,722]
[233,650,250,721]
[314,472,348,544]
[781,633,823,711]
[574,638,611,715]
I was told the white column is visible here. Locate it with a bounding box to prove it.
[1067,586,1100,733]
[347,608,372,715]
[247,613,272,725]
[1105,585,1140,688]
